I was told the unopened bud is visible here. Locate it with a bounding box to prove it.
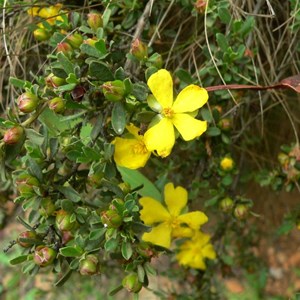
[3,126,24,145]
[102,80,126,102]
[15,173,39,196]
[87,12,103,31]
[46,73,65,87]
[57,42,73,57]
[17,92,39,113]
[67,33,83,49]
[130,39,148,61]
[33,246,56,267]
[48,97,66,113]
[122,273,143,293]
[101,209,122,228]
[234,204,249,219]
[219,197,234,212]
[17,231,37,248]
[83,38,97,47]
[148,53,163,68]
[218,118,232,131]
[61,230,74,244]
[39,197,55,217]
[195,0,207,14]
[79,254,99,275]
[55,210,76,231]
[33,28,51,41]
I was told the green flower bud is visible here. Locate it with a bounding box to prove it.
[234,204,249,219]
[46,73,66,87]
[83,38,97,47]
[87,12,103,31]
[67,33,83,49]
[118,182,131,194]
[130,39,148,61]
[101,209,122,228]
[136,242,154,258]
[48,97,66,113]
[102,80,126,102]
[33,246,56,267]
[15,173,39,196]
[219,197,234,212]
[278,152,289,166]
[57,42,73,57]
[79,254,99,275]
[218,118,232,131]
[39,197,55,217]
[3,126,24,145]
[55,210,76,231]
[17,231,37,248]
[122,273,143,293]
[33,28,51,41]
[17,92,39,113]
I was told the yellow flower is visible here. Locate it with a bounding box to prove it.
[113,124,151,169]
[220,157,234,171]
[27,6,40,16]
[144,69,208,157]
[38,4,63,19]
[139,183,208,249]
[176,231,216,270]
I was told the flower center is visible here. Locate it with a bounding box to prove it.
[162,107,174,118]
[133,141,148,154]
[168,216,180,229]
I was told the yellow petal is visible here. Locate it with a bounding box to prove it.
[113,137,150,169]
[172,85,208,113]
[202,244,216,260]
[144,118,175,157]
[126,123,142,140]
[172,113,207,141]
[177,211,208,229]
[172,226,194,238]
[139,197,170,225]
[27,7,40,16]
[142,222,172,248]
[147,69,173,109]
[164,183,187,216]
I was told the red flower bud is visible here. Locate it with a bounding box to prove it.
[122,273,143,293]
[57,42,73,56]
[33,246,56,267]
[17,231,37,248]
[79,255,99,275]
[3,126,24,145]
[87,12,103,31]
[218,118,232,131]
[17,92,39,113]
[130,39,148,61]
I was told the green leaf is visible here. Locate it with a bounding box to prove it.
[109,285,123,296]
[132,83,148,101]
[137,265,145,283]
[206,127,221,136]
[89,228,106,240]
[102,8,111,27]
[88,61,114,81]
[276,219,294,236]
[104,238,119,251]
[200,108,213,122]
[121,241,133,260]
[112,102,126,135]
[216,33,229,52]
[175,68,194,84]
[59,246,83,257]
[66,73,79,84]
[80,43,105,58]
[117,166,162,201]
[57,83,77,92]
[239,16,255,38]
[91,114,103,141]
[58,185,81,203]
[57,52,74,74]
[9,77,31,89]
[54,269,73,286]
[10,255,28,265]
[25,129,44,146]
[218,7,231,24]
